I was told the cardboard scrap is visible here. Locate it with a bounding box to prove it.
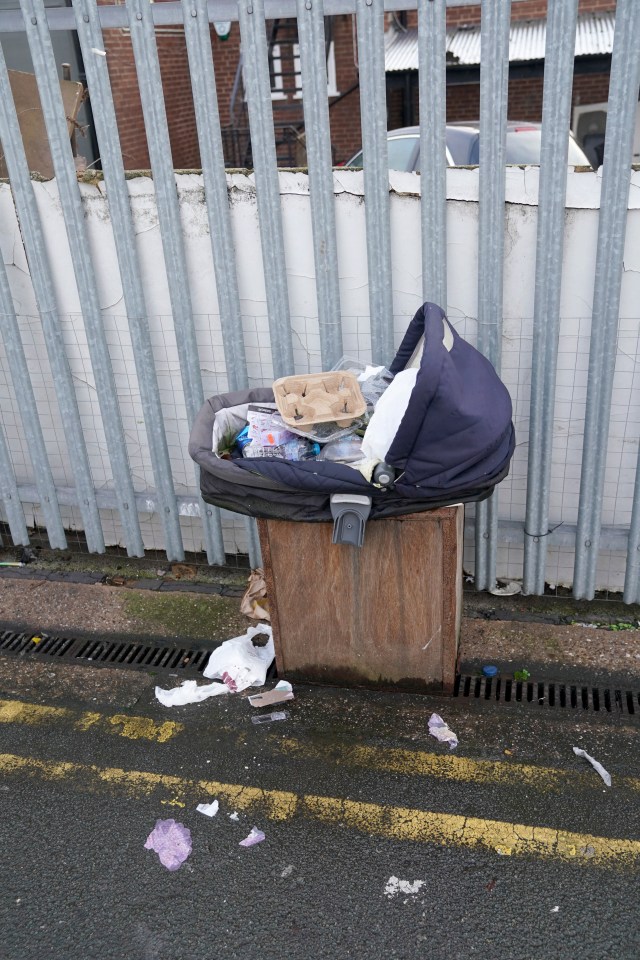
[240,568,271,622]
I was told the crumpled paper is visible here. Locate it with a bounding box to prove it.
[156,625,275,706]
[239,827,266,847]
[144,819,192,871]
[196,800,219,817]
[573,747,612,787]
[428,713,459,750]
[240,569,271,622]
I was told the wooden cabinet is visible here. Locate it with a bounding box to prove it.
[258,505,463,693]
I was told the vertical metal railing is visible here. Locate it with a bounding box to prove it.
[522,0,580,596]
[1,0,640,596]
[473,0,511,591]
[72,0,185,563]
[0,40,106,554]
[125,0,225,565]
[238,0,295,379]
[417,0,447,308]
[182,0,260,566]
[0,251,66,549]
[296,0,343,368]
[573,0,640,600]
[0,420,28,547]
[356,0,393,365]
[22,0,145,557]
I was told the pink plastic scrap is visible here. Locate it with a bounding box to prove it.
[144,819,192,871]
[239,826,266,847]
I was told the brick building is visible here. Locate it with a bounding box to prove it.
[98,0,618,171]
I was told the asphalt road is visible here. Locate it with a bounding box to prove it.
[1,657,639,960]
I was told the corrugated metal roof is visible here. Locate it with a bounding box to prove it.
[384,11,616,72]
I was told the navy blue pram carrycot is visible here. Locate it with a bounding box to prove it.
[189,302,515,526]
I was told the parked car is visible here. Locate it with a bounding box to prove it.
[344,121,591,170]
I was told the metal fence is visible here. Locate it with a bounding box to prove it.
[0,0,640,600]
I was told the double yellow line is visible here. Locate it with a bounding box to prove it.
[0,697,637,868]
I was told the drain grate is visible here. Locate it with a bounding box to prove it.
[454,673,639,718]
[0,629,211,676]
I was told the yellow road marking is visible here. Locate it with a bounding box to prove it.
[276,737,622,794]
[0,697,635,795]
[0,698,182,743]
[0,751,637,868]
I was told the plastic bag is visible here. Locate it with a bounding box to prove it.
[317,436,364,463]
[203,624,274,692]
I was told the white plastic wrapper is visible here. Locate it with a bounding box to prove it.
[573,747,612,786]
[156,625,274,706]
[155,679,230,707]
[428,712,459,750]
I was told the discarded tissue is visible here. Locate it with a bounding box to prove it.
[155,625,275,706]
[144,819,192,871]
[573,747,611,787]
[239,827,266,847]
[155,679,230,707]
[196,800,219,817]
[428,713,459,750]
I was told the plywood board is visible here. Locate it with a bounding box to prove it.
[258,506,463,693]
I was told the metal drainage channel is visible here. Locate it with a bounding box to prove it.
[0,629,210,677]
[455,673,640,718]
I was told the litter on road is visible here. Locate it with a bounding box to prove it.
[239,827,266,847]
[196,800,219,817]
[144,819,192,871]
[248,680,294,708]
[573,747,612,787]
[203,625,274,691]
[428,713,458,750]
[155,679,230,707]
[251,710,290,725]
[155,625,275,706]
[384,877,425,898]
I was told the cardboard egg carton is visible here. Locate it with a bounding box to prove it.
[273,371,366,429]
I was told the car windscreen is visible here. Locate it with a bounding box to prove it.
[387,136,418,171]
[501,130,589,165]
[345,137,417,171]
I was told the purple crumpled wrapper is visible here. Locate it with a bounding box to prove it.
[239,826,266,847]
[144,818,192,871]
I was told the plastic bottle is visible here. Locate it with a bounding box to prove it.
[243,439,320,461]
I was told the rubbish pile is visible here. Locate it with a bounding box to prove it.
[189,302,516,546]
[155,625,284,708]
[220,358,395,483]
[145,808,267,872]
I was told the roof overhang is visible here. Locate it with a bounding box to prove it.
[384,11,615,73]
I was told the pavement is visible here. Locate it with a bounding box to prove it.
[1,562,640,958]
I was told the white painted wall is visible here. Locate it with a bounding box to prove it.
[1,167,640,589]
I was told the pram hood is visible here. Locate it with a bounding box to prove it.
[386,301,515,497]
